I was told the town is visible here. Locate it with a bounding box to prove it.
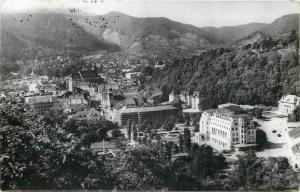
[1,47,300,168]
[1,1,300,190]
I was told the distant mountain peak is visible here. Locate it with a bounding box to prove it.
[103,11,132,18]
[1,12,298,59]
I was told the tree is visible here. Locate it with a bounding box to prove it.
[184,114,191,126]
[132,123,138,141]
[106,145,169,190]
[189,144,225,178]
[112,129,122,138]
[183,128,191,152]
[63,118,117,148]
[288,106,300,122]
[235,151,261,189]
[253,108,263,119]
[288,29,297,43]
[178,135,184,152]
[141,66,154,76]
[0,99,112,190]
[126,120,131,140]
[148,45,299,109]
[162,119,174,131]
[172,143,180,155]
[256,129,268,150]
[176,112,185,123]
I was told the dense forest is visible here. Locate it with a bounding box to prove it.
[148,37,299,109]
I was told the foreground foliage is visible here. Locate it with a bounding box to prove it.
[1,100,299,190]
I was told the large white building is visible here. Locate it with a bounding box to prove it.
[197,109,256,151]
[278,95,300,115]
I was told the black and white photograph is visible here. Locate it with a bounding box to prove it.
[1,0,300,190]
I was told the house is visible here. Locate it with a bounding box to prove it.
[125,72,141,79]
[154,63,165,69]
[191,91,200,111]
[169,90,180,103]
[179,90,188,103]
[180,91,201,113]
[278,95,300,115]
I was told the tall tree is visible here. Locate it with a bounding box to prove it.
[183,128,191,152]
[178,135,184,152]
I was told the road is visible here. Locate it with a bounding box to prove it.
[256,110,294,160]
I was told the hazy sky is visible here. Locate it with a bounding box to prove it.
[1,0,299,27]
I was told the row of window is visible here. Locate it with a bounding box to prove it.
[232,137,239,141]
[211,137,228,148]
[213,114,232,121]
[211,127,228,138]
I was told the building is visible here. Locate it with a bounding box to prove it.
[28,82,41,93]
[169,90,180,103]
[191,91,200,111]
[25,95,58,114]
[58,94,89,114]
[125,72,141,79]
[218,103,254,110]
[115,105,180,127]
[154,63,165,69]
[197,108,256,151]
[68,70,104,92]
[278,95,300,115]
[179,90,200,110]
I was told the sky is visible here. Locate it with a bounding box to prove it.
[1,0,299,27]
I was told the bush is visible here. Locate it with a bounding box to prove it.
[256,129,268,149]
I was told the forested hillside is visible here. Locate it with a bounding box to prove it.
[148,40,299,109]
[1,13,120,61]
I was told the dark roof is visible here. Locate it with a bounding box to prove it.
[72,70,103,84]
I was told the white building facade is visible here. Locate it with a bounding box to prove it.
[198,109,256,151]
[278,95,300,115]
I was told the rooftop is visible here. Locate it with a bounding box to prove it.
[72,70,103,84]
[279,94,300,104]
[205,108,251,118]
[25,95,57,104]
[120,105,178,113]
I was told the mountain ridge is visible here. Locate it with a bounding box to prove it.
[1,11,298,59]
